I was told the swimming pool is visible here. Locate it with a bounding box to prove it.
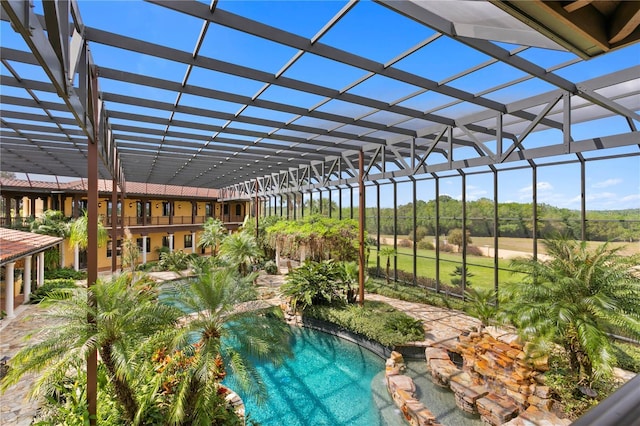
[225,326,483,426]
[224,326,406,426]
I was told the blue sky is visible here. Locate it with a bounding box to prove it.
[2,0,639,211]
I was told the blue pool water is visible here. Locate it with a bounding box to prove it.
[224,326,397,426]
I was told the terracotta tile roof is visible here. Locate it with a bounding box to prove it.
[0,178,63,190]
[0,228,63,266]
[0,178,219,199]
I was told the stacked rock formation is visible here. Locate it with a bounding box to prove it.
[425,331,571,426]
[385,351,442,426]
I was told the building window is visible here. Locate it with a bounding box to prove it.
[205,203,212,217]
[162,236,170,248]
[223,204,229,215]
[106,240,121,258]
[136,237,151,253]
[235,204,242,216]
[162,202,171,216]
[184,234,193,248]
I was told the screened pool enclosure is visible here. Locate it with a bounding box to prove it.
[1,0,639,421]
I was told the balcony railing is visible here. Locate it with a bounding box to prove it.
[0,214,246,230]
[102,214,246,227]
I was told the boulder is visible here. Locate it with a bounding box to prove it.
[476,393,519,425]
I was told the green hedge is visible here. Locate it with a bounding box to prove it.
[304,301,424,347]
[44,268,86,280]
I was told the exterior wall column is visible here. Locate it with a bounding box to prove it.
[142,236,148,265]
[3,195,12,226]
[37,251,45,287]
[74,244,80,271]
[169,234,174,253]
[191,232,196,254]
[30,197,36,218]
[14,197,21,222]
[4,262,15,318]
[23,255,32,303]
[59,241,66,268]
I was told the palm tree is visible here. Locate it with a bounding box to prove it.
[198,217,227,257]
[30,209,69,238]
[68,211,108,250]
[30,210,70,270]
[379,247,396,284]
[164,267,292,424]
[503,236,640,383]
[0,274,181,423]
[220,232,260,276]
[464,288,497,333]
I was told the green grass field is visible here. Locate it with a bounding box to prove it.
[378,235,638,257]
[368,245,526,291]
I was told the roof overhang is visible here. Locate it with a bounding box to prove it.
[491,0,640,58]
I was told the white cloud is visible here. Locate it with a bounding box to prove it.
[592,178,622,188]
[621,194,640,202]
[518,181,553,193]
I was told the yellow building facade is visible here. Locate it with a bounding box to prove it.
[1,178,249,273]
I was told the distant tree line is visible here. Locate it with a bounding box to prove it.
[267,195,638,242]
[363,196,639,242]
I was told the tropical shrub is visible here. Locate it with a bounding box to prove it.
[29,279,77,304]
[263,260,278,275]
[464,288,497,331]
[158,250,197,272]
[305,302,425,347]
[220,231,260,276]
[383,313,424,338]
[198,217,227,256]
[281,260,351,311]
[503,237,640,384]
[242,215,281,261]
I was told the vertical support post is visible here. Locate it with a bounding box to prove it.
[358,150,365,307]
[23,255,32,303]
[338,187,342,220]
[255,180,259,239]
[461,172,467,301]
[192,232,196,254]
[434,176,440,293]
[4,262,15,318]
[493,169,499,304]
[350,186,354,220]
[393,181,398,281]
[412,178,417,286]
[87,71,99,426]
[376,183,381,274]
[111,178,117,273]
[580,155,586,241]
[532,164,538,261]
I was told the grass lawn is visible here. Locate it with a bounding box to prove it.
[369,244,526,291]
[378,235,638,257]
